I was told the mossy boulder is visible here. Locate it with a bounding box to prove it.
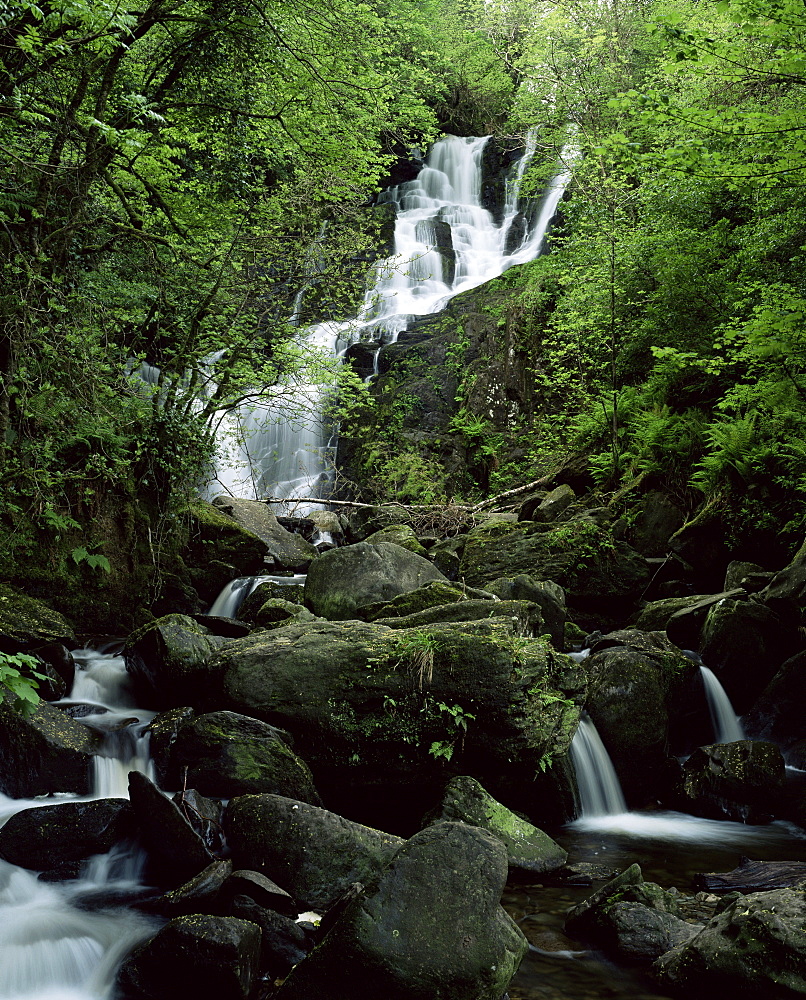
[0,698,97,797]
[304,541,447,620]
[124,614,228,709]
[246,598,320,631]
[168,710,320,803]
[373,599,546,636]
[655,886,806,998]
[274,822,527,1000]
[678,740,786,823]
[117,914,262,1000]
[211,497,318,571]
[565,864,700,962]
[238,579,307,620]
[184,500,270,605]
[225,794,404,911]
[485,575,566,649]
[459,518,649,613]
[211,618,586,824]
[364,524,429,558]
[363,580,492,621]
[0,584,75,649]
[425,775,567,873]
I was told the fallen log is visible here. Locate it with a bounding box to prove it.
[694,857,806,894]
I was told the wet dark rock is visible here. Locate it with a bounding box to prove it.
[148,706,194,787]
[724,560,770,591]
[636,590,742,640]
[628,492,685,558]
[0,584,76,648]
[128,771,212,885]
[695,858,806,894]
[668,513,729,591]
[168,710,320,803]
[424,775,567,873]
[171,788,225,853]
[0,698,97,797]
[304,540,447,620]
[504,212,528,254]
[124,614,227,710]
[229,894,311,977]
[744,651,806,760]
[117,913,261,1000]
[147,859,233,917]
[760,537,806,615]
[677,740,785,823]
[655,886,806,998]
[0,799,135,870]
[274,822,527,1000]
[484,575,566,650]
[32,643,76,687]
[372,599,546,636]
[222,869,298,916]
[225,794,403,912]
[192,615,251,639]
[699,598,801,713]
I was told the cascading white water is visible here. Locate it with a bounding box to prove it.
[207,573,307,618]
[700,665,745,744]
[0,650,158,1000]
[569,714,627,817]
[207,133,571,509]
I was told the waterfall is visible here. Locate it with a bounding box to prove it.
[207,573,307,618]
[700,665,745,744]
[207,133,570,509]
[570,714,627,817]
[0,650,159,999]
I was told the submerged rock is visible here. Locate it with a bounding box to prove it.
[424,775,567,873]
[274,822,527,1000]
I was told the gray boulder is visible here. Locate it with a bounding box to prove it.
[656,886,806,997]
[364,524,429,557]
[363,580,493,621]
[117,914,261,1000]
[304,541,446,620]
[425,775,567,873]
[212,497,318,571]
[274,822,528,1000]
[225,794,403,912]
[485,575,566,650]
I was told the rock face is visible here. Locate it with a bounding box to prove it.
[0,699,97,797]
[425,775,567,873]
[117,914,262,1000]
[678,740,785,823]
[168,711,320,802]
[484,575,566,650]
[211,618,585,823]
[743,651,806,761]
[655,886,806,998]
[304,541,447,620]
[274,822,528,1000]
[225,794,403,912]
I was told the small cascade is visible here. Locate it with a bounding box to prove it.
[700,665,746,743]
[0,649,159,999]
[207,573,307,619]
[570,714,627,817]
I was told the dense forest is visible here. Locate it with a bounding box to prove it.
[1,0,805,627]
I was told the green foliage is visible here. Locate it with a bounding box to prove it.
[0,652,44,717]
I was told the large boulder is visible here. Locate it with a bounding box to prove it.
[585,631,697,804]
[760,537,806,616]
[0,699,97,797]
[211,618,586,823]
[484,575,566,649]
[274,822,528,1000]
[655,886,806,998]
[124,614,227,709]
[364,524,429,558]
[677,740,786,823]
[743,651,806,761]
[184,500,271,604]
[424,775,567,873]
[0,799,134,871]
[699,598,801,713]
[304,541,446,620]
[211,497,318,571]
[372,599,546,636]
[116,914,262,1000]
[363,581,493,621]
[225,794,404,912]
[167,711,320,803]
